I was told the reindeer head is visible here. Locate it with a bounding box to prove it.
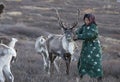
[55,9,80,42]
[39,36,46,44]
[12,38,18,43]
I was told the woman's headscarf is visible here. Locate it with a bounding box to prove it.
[83,13,97,25]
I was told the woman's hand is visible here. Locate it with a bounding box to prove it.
[73,35,78,41]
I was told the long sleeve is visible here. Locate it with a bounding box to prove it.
[77,24,98,40]
[76,26,83,35]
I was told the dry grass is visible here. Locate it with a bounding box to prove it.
[0,0,120,82]
[103,60,120,78]
[10,40,120,82]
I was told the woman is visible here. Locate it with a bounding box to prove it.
[74,14,103,81]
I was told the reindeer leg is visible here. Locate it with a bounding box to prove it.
[52,55,57,74]
[44,49,50,72]
[53,56,60,73]
[41,52,47,70]
[64,53,71,75]
[0,69,5,82]
[47,60,51,75]
[3,65,14,82]
[53,61,60,73]
[49,53,54,76]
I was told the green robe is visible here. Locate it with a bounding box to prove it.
[76,23,103,78]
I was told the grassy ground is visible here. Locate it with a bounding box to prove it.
[0,0,120,82]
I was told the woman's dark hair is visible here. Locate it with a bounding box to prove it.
[83,13,97,25]
[0,3,5,14]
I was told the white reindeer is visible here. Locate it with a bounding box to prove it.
[0,38,18,82]
[35,36,60,74]
[35,36,49,69]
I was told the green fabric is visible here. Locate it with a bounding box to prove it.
[76,24,103,78]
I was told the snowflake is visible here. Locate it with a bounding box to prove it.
[88,55,91,58]
[93,47,96,50]
[90,51,93,54]
[87,26,90,29]
[97,69,100,71]
[98,40,100,44]
[94,62,97,65]
[82,69,85,72]
[96,54,100,57]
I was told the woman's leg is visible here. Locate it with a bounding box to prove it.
[80,74,83,79]
[97,76,102,82]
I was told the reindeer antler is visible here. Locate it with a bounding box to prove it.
[71,9,80,29]
[77,9,80,22]
[55,8,65,28]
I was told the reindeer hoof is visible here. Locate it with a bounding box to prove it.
[44,66,49,72]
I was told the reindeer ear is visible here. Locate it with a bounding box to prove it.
[42,36,47,40]
[15,49,17,52]
[0,3,5,9]
[0,3,5,14]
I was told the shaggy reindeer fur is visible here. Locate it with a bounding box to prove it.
[35,36,59,74]
[0,38,18,82]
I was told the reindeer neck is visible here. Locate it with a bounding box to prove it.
[62,35,73,43]
[62,36,69,51]
[62,35,75,54]
[62,36,68,43]
[8,40,17,48]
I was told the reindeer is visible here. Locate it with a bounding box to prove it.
[0,38,18,82]
[45,9,80,75]
[35,36,60,74]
